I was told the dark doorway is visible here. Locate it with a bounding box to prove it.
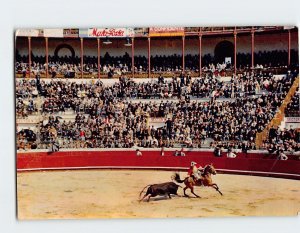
[54,44,75,58]
[214,40,234,64]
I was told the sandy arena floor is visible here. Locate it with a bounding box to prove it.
[17,170,300,219]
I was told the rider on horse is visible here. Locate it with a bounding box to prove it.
[188,161,203,182]
[174,163,223,197]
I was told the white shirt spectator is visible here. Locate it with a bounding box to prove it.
[136,150,142,156]
[227,152,237,158]
[278,152,288,160]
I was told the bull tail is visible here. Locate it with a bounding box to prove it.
[139,184,151,199]
[173,173,185,183]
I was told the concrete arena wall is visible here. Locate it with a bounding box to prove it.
[17,149,300,180]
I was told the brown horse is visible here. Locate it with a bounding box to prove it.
[173,164,223,198]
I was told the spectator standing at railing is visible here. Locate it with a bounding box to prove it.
[51,137,60,152]
[214,146,221,157]
[180,72,185,86]
[180,147,185,156]
[277,149,288,160]
[241,142,249,156]
[165,118,173,137]
[227,146,237,158]
[158,74,164,84]
[186,73,192,85]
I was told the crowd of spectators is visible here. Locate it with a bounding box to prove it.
[15,69,297,108]
[16,98,38,118]
[262,127,300,154]
[15,49,299,78]
[210,141,256,152]
[17,128,38,150]
[15,52,134,78]
[259,75,299,156]
[285,90,300,117]
[16,68,298,151]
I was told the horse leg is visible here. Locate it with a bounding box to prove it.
[212,184,223,196]
[191,187,201,198]
[214,184,223,196]
[168,193,172,199]
[183,186,190,197]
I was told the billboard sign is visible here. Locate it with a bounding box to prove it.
[88,28,134,37]
[149,27,184,37]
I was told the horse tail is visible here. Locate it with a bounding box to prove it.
[139,184,151,199]
[173,172,185,183]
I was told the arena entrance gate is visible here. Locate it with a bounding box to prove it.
[214,40,234,64]
[54,44,76,59]
[54,44,76,78]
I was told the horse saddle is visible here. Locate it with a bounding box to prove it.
[189,176,203,186]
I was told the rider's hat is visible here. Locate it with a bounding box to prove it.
[191,161,197,166]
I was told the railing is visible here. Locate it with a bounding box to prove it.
[15,71,195,79]
[255,77,299,148]
[15,67,290,79]
[184,26,286,36]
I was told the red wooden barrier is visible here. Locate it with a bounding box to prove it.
[17,150,300,179]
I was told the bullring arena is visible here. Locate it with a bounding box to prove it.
[16,26,300,219]
[17,149,300,219]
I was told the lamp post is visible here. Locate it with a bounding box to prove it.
[148,37,151,78]
[251,28,255,69]
[288,29,291,67]
[234,29,237,76]
[182,36,185,74]
[80,38,83,78]
[45,37,49,78]
[28,37,31,78]
[97,38,100,79]
[131,37,134,78]
[199,33,202,77]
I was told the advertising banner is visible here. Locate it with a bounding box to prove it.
[285,117,300,123]
[88,28,134,37]
[134,27,148,37]
[16,29,43,37]
[149,27,184,37]
[44,29,64,38]
[63,29,79,38]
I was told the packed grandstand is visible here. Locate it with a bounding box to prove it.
[16,27,299,158]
